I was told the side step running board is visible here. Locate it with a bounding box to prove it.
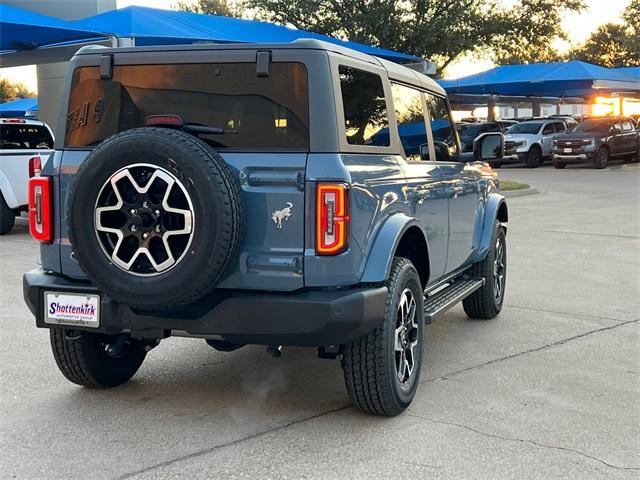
[424,278,484,324]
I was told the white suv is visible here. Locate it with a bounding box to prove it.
[0,118,54,234]
[494,119,567,168]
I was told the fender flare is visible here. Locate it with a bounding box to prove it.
[475,193,508,261]
[360,213,427,284]
[0,170,19,209]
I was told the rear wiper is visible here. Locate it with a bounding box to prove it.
[182,124,239,135]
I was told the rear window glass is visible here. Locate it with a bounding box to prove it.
[338,65,389,146]
[65,63,309,150]
[1,124,53,150]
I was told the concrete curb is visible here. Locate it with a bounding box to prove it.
[500,187,539,198]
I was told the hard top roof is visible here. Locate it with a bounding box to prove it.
[75,39,445,96]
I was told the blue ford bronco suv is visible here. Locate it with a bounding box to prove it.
[24,40,508,416]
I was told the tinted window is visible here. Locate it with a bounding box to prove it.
[65,63,309,150]
[508,122,543,134]
[542,124,555,135]
[339,66,389,146]
[573,119,611,133]
[622,121,634,131]
[424,94,458,156]
[553,122,565,133]
[0,124,53,149]
[390,83,427,161]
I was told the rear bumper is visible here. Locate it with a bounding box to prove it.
[23,268,387,346]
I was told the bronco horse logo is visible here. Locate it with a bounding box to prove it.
[272,202,293,229]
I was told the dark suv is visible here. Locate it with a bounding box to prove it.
[457,122,503,152]
[553,116,639,169]
[23,40,509,416]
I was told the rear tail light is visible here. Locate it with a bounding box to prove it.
[316,183,349,255]
[28,176,53,243]
[28,156,42,178]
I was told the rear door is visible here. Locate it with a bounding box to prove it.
[540,122,556,156]
[59,58,309,290]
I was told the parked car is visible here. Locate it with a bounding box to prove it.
[0,118,54,234]
[548,114,579,130]
[23,40,509,416]
[553,116,639,169]
[495,119,567,168]
[457,122,503,152]
[497,120,519,131]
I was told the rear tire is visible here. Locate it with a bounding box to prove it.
[489,161,501,169]
[525,146,542,168]
[0,193,16,235]
[50,329,146,388]
[341,257,424,416]
[463,222,506,320]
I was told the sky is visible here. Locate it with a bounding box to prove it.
[0,0,633,92]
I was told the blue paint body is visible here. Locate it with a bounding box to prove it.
[34,41,507,334]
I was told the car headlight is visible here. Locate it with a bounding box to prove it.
[582,138,596,149]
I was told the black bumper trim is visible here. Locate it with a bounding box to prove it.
[23,269,387,347]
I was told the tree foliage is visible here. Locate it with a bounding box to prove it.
[570,0,639,67]
[177,0,588,73]
[0,78,35,103]
[174,0,243,17]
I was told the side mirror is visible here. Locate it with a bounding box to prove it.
[419,143,430,161]
[433,141,451,162]
[473,132,504,162]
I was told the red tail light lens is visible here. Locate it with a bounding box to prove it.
[28,156,42,178]
[316,183,349,255]
[28,176,53,243]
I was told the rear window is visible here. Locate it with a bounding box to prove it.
[1,124,53,150]
[65,63,309,150]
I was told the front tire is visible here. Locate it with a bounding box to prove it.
[50,330,147,388]
[525,146,542,168]
[553,159,566,169]
[463,222,507,319]
[593,147,608,169]
[0,193,16,235]
[342,257,424,416]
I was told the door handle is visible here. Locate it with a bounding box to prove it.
[409,188,431,203]
[450,185,464,197]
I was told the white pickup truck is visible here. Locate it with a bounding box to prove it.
[0,118,54,234]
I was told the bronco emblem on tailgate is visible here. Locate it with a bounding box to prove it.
[272,202,293,229]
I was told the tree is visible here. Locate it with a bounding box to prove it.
[174,0,244,17]
[0,78,35,103]
[177,0,585,73]
[570,0,639,67]
[489,0,586,64]
[246,0,585,73]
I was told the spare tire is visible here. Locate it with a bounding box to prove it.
[67,127,244,309]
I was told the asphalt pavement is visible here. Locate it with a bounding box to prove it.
[1,161,638,479]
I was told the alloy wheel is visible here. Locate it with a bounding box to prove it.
[94,163,195,276]
[493,235,506,302]
[394,288,419,386]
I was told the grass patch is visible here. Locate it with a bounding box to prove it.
[499,180,529,191]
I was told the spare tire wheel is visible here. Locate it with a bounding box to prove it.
[67,127,244,309]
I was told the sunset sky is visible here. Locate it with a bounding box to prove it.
[0,0,633,93]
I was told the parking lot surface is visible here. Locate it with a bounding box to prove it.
[1,163,639,479]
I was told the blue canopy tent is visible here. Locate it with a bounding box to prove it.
[0,98,38,118]
[438,61,640,98]
[70,6,421,64]
[614,66,640,79]
[0,4,105,52]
